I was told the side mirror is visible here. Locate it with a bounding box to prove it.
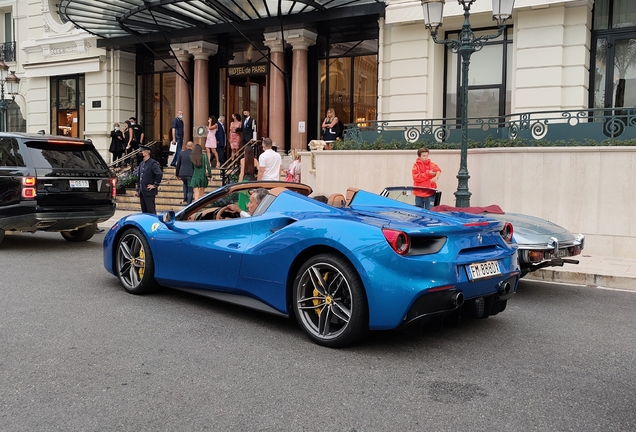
[162,210,176,227]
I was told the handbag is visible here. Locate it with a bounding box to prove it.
[169,141,177,153]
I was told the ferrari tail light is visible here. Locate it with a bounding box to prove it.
[110,177,117,198]
[500,222,514,243]
[382,228,410,255]
[22,176,37,199]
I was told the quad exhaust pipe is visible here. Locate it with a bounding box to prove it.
[450,292,464,308]
[498,281,512,297]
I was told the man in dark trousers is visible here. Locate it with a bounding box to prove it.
[175,141,194,204]
[170,110,185,167]
[242,110,254,144]
[216,115,227,165]
[135,145,163,214]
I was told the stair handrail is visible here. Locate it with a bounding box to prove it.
[219,140,261,185]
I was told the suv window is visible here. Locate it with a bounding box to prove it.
[24,140,108,170]
[0,138,26,167]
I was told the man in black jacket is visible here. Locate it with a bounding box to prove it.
[242,110,254,144]
[175,141,194,204]
[135,145,163,214]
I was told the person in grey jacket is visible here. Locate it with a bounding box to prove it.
[175,141,194,204]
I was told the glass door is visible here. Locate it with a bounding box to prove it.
[227,76,267,141]
[593,36,636,109]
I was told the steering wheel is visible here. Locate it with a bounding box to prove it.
[216,205,240,220]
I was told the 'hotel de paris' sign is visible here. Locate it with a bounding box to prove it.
[227,63,269,77]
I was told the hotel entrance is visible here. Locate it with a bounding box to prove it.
[226,64,268,142]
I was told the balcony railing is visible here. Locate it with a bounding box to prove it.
[344,108,636,147]
[0,41,16,62]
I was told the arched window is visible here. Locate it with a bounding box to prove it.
[591,0,636,109]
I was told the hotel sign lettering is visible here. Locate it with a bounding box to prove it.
[227,64,269,77]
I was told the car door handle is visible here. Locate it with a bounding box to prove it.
[227,243,240,249]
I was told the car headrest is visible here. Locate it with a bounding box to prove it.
[346,187,359,205]
[327,193,346,208]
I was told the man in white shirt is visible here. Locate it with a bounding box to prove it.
[257,137,282,181]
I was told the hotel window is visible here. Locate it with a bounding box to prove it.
[444,27,513,120]
[591,0,636,109]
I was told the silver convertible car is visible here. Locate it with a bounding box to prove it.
[381,186,585,277]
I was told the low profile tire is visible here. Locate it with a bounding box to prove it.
[293,253,368,348]
[115,228,157,294]
[61,224,96,242]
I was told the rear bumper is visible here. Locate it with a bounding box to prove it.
[399,275,518,329]
[0,205,115,232]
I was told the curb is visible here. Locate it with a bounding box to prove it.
[525,269,636,291]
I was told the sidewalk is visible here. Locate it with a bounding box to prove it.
[100,211,636,292]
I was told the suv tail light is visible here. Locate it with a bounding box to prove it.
[110,177,117,198]
[22,177,37,199]
[382,228,410,255]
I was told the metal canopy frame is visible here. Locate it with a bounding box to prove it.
[58,0,385,42]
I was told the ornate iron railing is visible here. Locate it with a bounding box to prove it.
[344,108,636,147]
[0,41,16,62]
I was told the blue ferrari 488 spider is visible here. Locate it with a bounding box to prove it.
[104,182,520,347]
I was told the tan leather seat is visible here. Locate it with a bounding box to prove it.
[327,193,347,207]
[345,188,359,205]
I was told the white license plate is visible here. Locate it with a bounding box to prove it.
[69,180,89,188]
[467,260,501,280]
[552,248,571,258]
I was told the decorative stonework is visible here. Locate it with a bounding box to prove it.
[41,40,92,58]
[42,0,75,34]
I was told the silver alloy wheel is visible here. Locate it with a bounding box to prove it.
[117,231,147,291]
[296,261,353,342]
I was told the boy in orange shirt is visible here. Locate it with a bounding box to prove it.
[412,147,441,209]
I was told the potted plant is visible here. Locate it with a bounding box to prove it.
[116,171,137,194]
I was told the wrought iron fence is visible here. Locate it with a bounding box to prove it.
[343,108,636,147]
[0,41,16,62]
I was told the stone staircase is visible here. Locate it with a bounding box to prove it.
[115,166,225,212]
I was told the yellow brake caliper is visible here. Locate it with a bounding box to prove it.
[138,247,145,279]
[313,272,330,315]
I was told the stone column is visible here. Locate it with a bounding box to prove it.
[287,30,317,151]
[188,42,218,140]
[171,45,192,141]
[264,34,286,150]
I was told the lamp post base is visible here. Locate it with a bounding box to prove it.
[454,172,471,208]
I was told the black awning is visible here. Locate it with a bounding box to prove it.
[58,0,385,42]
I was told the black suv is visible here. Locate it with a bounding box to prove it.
[0,133,116,244]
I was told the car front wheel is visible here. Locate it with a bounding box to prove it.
[61,224,96,242]
[115,228,157,294]
[293,253,368,347]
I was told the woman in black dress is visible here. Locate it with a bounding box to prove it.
[109,122,125,161]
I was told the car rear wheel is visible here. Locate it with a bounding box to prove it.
[61,224,96,242]
[115,228,157,294]
[293,253,368,347]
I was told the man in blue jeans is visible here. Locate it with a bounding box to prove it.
[170,110,184,167]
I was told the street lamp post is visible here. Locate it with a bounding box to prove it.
[421,0,515,207]
[0,58,20,132]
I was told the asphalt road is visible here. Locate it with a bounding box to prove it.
[1,231,635,432]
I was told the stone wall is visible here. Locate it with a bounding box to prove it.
[300,147,636,259]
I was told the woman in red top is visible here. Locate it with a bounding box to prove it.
[412,147,441,209]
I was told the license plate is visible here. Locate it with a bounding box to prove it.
[69,180,89,188]
[552,248,571,258]
[467,260,501,280]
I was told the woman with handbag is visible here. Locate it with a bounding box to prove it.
[321,108,340,150]
[205,116,220,168]
[285,149,301,183]
[189,143,212,201]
